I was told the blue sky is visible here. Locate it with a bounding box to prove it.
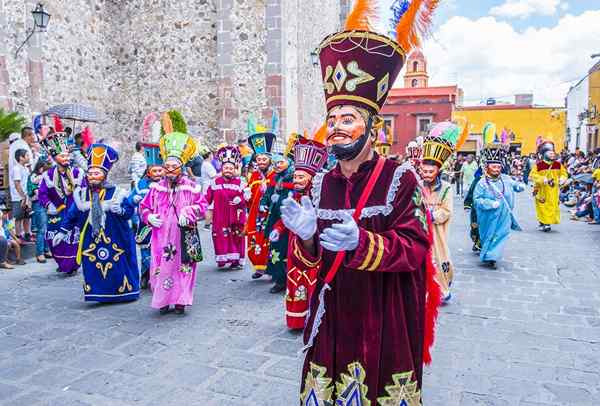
[433,0,595,30]
[378,0,600,105]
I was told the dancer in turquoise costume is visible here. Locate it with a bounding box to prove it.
[473,124,524,269]
[55,144,140,302]
[128,143,164,289]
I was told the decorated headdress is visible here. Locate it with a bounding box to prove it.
[248,132,276,157]
[159,132,196,165]
[41,132,70,157]
[375,130,392,156]
[422,121,459,167]
[217,145,241,166]
[87,143,119,173]
[293,138,328,177]
[480,122,509,165]
[406,136,424,160]
[318,0,439,117]
[537,139,555,156]
[143,143,163,167]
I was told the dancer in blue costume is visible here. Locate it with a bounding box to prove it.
[473,124,524,269]
[55,144,140,302]
[128,143,164,289]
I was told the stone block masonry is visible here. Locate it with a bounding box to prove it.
[2,0,342,166]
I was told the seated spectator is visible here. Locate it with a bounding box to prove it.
[1,205,24,265]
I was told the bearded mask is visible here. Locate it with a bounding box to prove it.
[222,162,237,179]
[255,154,271,172]
[147,165,165,182]
[326,105,373,161]
[293,170,312,191]
[87,167,106,187]
[486,163,502,178]
[273,159,289,174]
[420,162,440,185]
[164,158,183,183]
[55,152,71,168]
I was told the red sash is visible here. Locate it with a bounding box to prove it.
[323,156,386,284]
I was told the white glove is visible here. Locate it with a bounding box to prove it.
[148,214,163,228]
[110,201,123,215]
[271,193,280,204]
[492,201,501,209]
[52,232,65,247]
[281,195,317,241]
[231,196,242,205]
[320,211,360,252]
[243,188,251,201]
[178,215,189,227]
[269,230,280,242]
[133,195,143,204]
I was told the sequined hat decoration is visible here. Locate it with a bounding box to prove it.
[87,143,119,173]
[40,132,70,157]
[422,121,459,167]
[217,145,241,165]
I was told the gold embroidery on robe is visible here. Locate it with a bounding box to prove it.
[377,371,422,406]
[301,362,334,406]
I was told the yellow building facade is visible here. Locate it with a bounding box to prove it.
[588,63,600,150]
[453,106,566,155]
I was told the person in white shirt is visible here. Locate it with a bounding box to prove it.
[9,128,37,171]
[200,151,217,230]
[9,149,32,242]
[128,142,147,188]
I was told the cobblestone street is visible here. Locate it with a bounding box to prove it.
[0,191,599,406]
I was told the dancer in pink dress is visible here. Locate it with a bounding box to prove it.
[205,145,247,270]
[139,132,207,315]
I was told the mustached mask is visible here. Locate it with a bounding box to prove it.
[329,115,374,161]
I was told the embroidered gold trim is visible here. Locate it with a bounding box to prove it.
[358,231,375,271]
[368,234,384,271]
[326,95,380,112]
[301,362,334,405]
[293,239,321,268]
[335,362,371,406]
[377,371,422,406]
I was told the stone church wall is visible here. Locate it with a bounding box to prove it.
[0,0,342,160]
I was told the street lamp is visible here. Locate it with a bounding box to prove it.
[15,3,51,57]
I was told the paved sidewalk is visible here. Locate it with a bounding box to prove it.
[0,191,599,405]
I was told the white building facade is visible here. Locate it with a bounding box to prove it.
[566,76,590,152]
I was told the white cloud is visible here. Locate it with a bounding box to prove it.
[421,10,600,106]
[490,0,567,19]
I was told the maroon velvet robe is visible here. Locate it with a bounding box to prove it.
[291,155,431,405]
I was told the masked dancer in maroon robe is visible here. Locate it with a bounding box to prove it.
[280,2,442,403]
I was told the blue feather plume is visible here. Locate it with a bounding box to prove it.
[388,0,411,38]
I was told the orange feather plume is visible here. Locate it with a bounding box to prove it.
[395,0,440,53]
[161,112,173,134]
[344,0,377,31]
[454,116,470,151]
[312,123,328,144]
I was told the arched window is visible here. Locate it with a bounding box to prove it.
[413,61,419,72]
[411,79,418,88]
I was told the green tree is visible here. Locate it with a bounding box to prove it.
[0,109,27,142]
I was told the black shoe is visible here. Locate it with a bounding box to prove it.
[251,272,264,279]
[484,260,497,269]
[543,225,551,232]
[269,283,285,294]
[159,306,170,315]
[140,273,149,289]
[229,264,242,270]
[174,305,185,315]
